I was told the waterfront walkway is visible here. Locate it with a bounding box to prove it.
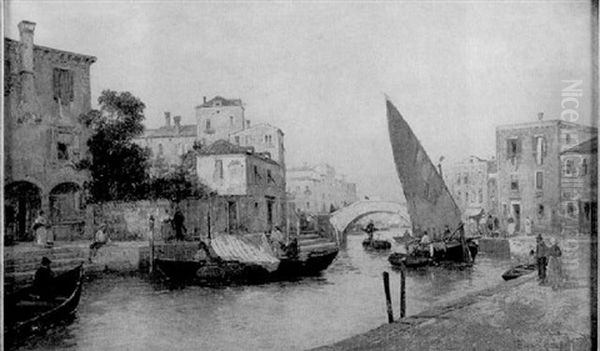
[313,272,593,351]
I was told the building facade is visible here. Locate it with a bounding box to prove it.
[134,112,197,175]
[4,21,96,241]
[496,115,597,234]
[559,137,597,235]
[196,96,246,146]
[287,164,358,214]
[195,140,286,233]
[443,156,490,217]
[230,123,285,167]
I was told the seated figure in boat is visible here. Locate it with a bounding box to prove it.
[419,231,434,257]
[33,257,55,300]
[269,226,286,256]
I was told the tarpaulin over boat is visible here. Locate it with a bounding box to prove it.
[386,97,462,236]
[210,233,280,272]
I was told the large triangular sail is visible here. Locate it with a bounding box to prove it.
[386,97,462,237]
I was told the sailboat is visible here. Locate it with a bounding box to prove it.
[384,97,478,268]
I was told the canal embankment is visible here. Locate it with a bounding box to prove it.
[313,235,595,351]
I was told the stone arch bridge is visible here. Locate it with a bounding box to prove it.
[329,201,410,243]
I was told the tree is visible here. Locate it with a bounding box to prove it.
[79,90,150,202]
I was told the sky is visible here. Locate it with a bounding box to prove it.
[5,1,595,202]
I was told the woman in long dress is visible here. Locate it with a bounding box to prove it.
[546,238,563,290]
[33,210,48,246]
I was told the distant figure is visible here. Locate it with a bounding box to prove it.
[33,210,49,246]
[535,234,548,283]
[89,223,109,262]
[161,209,172,240]
[33,257,55,300]
[365,220,376,241]
[486,215,494,236]
[507,217,516,236]
[524,217,533,236]
[443,225,451,238]
[403,229,411,239]
[420,230,433,257]
[173,207,186,241]
[546,238,563,290]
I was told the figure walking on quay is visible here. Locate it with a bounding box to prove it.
[89,223,110,262]
[536,234,548,284]
[546,237,564,290]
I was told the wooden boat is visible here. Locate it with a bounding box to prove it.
[154,234,338,285]
[362,238,392,250]
[4,264,84,345]
[501,263,536,281]
[385,97,478,268]
[388,252,431,268]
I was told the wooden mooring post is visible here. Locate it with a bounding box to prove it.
[382,271,394,323]
[400,264,406,318]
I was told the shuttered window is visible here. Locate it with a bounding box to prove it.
[53,68,74,104]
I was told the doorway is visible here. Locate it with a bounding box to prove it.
[511,203,521,232]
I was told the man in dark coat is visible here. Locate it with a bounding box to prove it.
[173,207,186,241]
[536,234,548,283]
[33,257,55,300]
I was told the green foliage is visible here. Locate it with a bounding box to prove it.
[80,90,150,202]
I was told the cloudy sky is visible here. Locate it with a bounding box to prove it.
[5,1,594,201]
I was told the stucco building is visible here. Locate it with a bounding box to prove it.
[196,140,286,233]
[559,137,597,235]
[134,112,197,176]
[4,21,96,241]
[495,113,597,234]
[287,164,358,215]
[443,156,490,217]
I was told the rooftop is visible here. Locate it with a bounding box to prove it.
[5,37,97,64]
[140,124,197,138]
[196,96,243,109]
[198,140,279,166]
[561,136,598,155]
[496,119,597,132]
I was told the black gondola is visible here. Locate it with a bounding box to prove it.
[362,238,392,250]
[4,264,84,345]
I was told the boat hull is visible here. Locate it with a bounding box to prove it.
[502,263,536,281]
[362,239,392,250]
[5,265,84,345]
[389,240,479,269]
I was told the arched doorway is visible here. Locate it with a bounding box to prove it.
[5,181,42,241]
[49,182,83,224]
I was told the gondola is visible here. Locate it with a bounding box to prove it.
[388,252,431,268]
[501,263,536,281]
[362,238,392,250]
[4,264,84,345]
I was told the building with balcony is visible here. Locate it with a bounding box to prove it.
[4,21,96,241]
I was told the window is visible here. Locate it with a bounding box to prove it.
[235,136,240,145]
[57,143,69,160]
[254,165,261,182]
[537,204,545,219]
[53,68,74,104]
[465,192,469,203]
[566,202,577,218]
[535,171,543,190]
[533,136,547,165]
[582,159,588,176]
[158,144,163,155]
[563,159,576,177]
[510,175,519,190]
[457,174,461,185]
[267,169,274,183]
[464,175,468,184]
[506,138,521,159]
[205,119,211,130]
[215,160,223,179]
[565,133,571,144]
[230,116,234,126]
[306,202,310,209]
[478,189,483,203]
[503,204,508,217]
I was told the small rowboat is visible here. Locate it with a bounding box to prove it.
[388,252,431,268]
[501,263,536,281]
[362,238,392,250]
[4,264,84,345]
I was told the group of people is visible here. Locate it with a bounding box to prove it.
[535,233,564,290]
[156,207,187,241]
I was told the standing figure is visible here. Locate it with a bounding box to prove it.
[486,215,494,236]
[524,216,533,236]
[33,257,55,300]
[507,217,516,236]
[535,234,548,283]
[365,220,376,241]
[173,207,186,241]
[89,223,109,262]
[546,238,563,290]
[33,210,48,246]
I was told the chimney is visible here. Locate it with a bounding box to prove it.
[18,21,36,104]
[537,112,544,121]
[164,112,171,127]
[174,115,181,128]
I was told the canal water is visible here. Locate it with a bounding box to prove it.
[15,232,512,351]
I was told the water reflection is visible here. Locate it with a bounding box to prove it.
[14,232,511,351]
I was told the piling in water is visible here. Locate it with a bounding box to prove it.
[383,271,394,323]
[400,264,406,318]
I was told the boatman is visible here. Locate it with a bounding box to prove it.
[420,231,433,257]
[33,257,55,300]
[365,220,376,241]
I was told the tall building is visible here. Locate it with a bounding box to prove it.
[134,112,197,176]
[495,113,597,234]
[4,21,96,241]
[196,96,246,146]
[443,156,490,217]
[287,164,358,214]
[195,140,286,233]
[559,137,597,235]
